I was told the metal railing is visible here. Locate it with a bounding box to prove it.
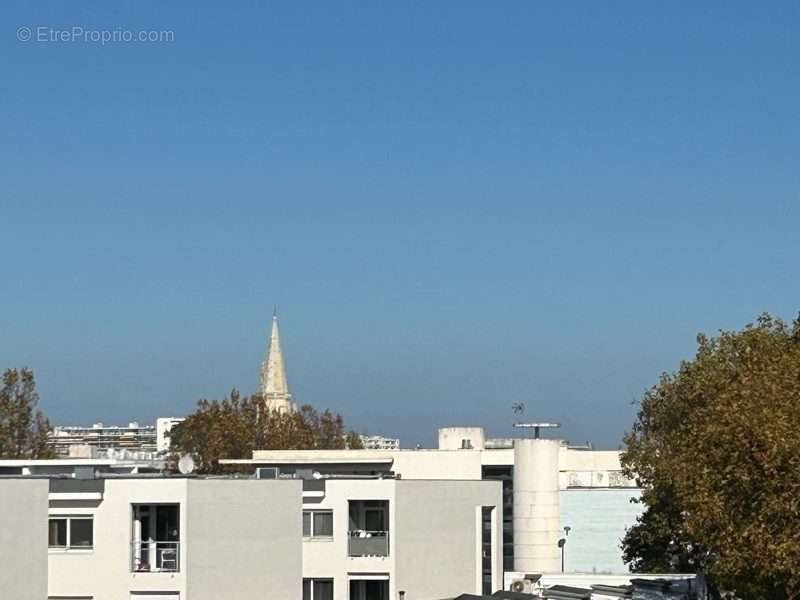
[348,530,389,557]
[131,541,180,572]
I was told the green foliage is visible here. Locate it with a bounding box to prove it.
[622,314,800,599]
[345,430,364,450]
[0,368,55,459]
[169,390,363,473]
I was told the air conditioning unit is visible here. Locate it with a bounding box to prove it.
[256,467,279,479]
[510,578,534,594]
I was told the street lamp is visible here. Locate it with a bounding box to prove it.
[558,526,571,573]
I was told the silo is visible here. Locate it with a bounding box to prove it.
[513,438,561,572]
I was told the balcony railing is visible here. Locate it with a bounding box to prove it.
[131,541,180,572]
[348,530,389,557]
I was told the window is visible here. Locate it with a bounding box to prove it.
[131,504,180,573]
[303,578,333,600]
[481,506,494,594]
[48,516,93,550]
[302,510,333,537]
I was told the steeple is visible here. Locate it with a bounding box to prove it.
[259,310,296,413]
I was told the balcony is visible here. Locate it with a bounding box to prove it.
[347,530,389,557]
[131,541,180,572]
[348,499,389,557]
[131,503,180,573]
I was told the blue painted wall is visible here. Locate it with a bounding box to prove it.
[559,489,643,573]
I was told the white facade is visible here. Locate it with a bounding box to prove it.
[0,479,48,600]
[1,472,502,600]
[46,477,302,600]
[301,477,502,599]
[513,438,561,573]
[225,426,642,578]
[156,417,185,453]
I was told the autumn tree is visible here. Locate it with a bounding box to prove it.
[169,390,363,474]
[622,314,800,599]
[0,368,55,459]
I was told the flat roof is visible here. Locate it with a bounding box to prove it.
[0,458,159,466]
[221,457,394,465]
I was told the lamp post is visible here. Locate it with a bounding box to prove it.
[558,526,571,573]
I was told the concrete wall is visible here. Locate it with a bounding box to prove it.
[438,427,486,450]
[513,439,561,573]
[392,450,483,480]
[186,479,302,600]
[559,449,623,472]
[394,479,503,599]
[559,489,643,573]
[0,479,48,600]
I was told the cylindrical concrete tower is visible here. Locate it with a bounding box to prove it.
[513,438,561,573]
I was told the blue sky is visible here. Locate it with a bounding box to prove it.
[2,2,798,447]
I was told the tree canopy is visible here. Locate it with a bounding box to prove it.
[622,314,800,599]
[168,390,364,474]
[0,368,54,459]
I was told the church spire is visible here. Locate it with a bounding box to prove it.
[259,311,295,413]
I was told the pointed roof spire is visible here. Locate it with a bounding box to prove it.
[259,309,295,412]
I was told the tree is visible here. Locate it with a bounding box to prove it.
[345,430,364,450]
[169,390,363,474]
[0,368,55,459]
[622,314,800,599]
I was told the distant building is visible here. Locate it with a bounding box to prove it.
[259,310,297,413]
[48,422,158,459]
[359,434,400,450]
[156,417,185,453]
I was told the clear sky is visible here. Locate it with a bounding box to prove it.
[2,2,798,448]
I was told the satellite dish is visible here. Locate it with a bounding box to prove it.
[312,471,322,480]
[178,454,195,475]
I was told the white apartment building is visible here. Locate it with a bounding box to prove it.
[224,426,643,576]
[0,469,502,600]
[48,422,158,459]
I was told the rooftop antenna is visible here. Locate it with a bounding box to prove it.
[513,421,561,439]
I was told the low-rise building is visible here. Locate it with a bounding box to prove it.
[224,426,643,576]
[46,476,301,600]
[1,469,502,600]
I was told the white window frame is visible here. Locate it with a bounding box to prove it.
[302,509,333,538]
[48,515,94,552]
